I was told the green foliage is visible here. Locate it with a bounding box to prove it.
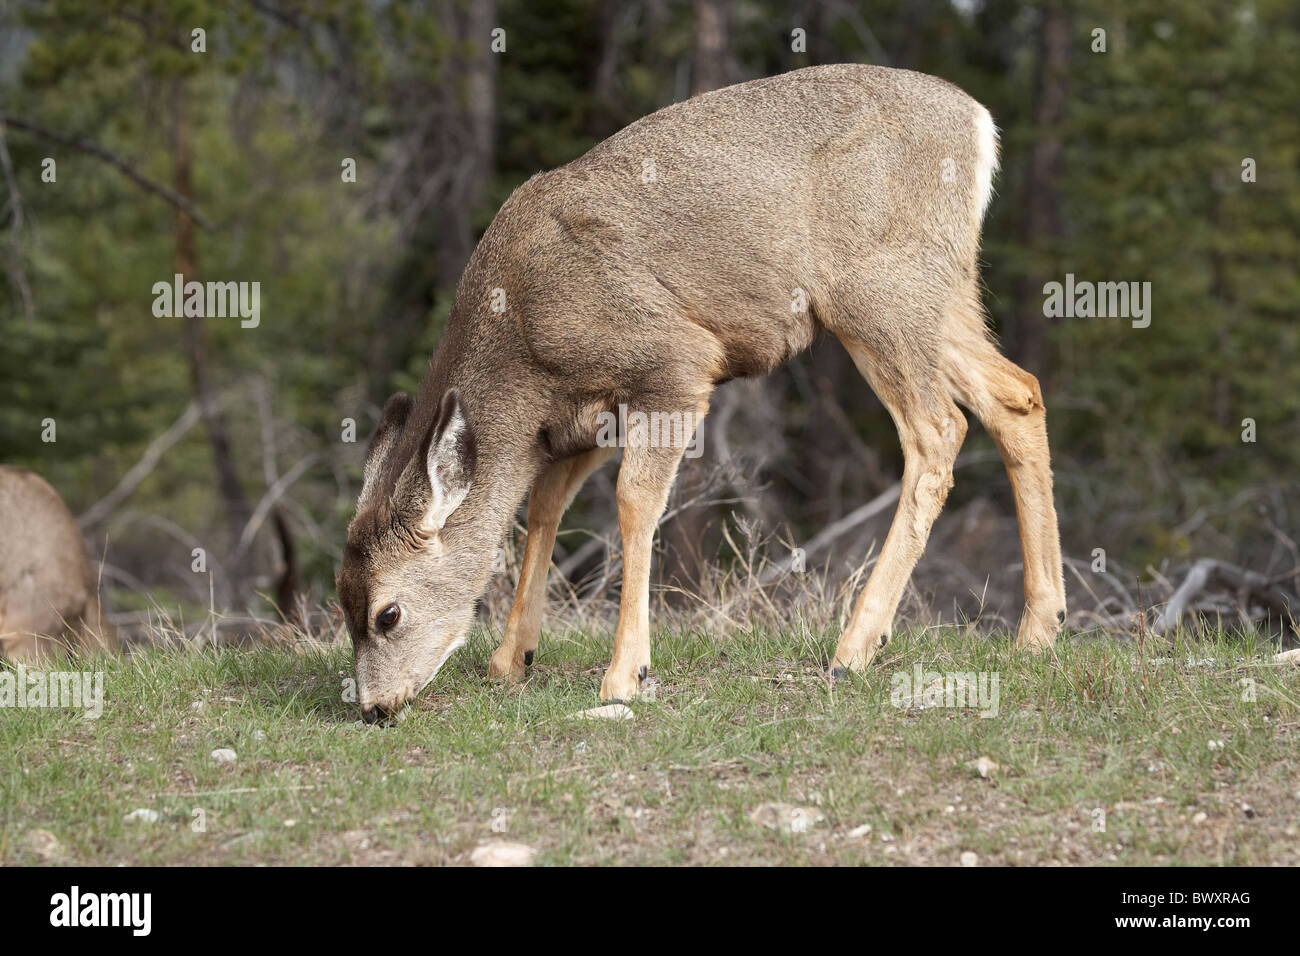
[1,0,1295,604]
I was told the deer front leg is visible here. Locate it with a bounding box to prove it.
[490,447,614,681]
[599,409,703,702]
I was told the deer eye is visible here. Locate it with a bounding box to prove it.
[375,603,401,631]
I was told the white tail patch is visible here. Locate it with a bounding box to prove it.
[973,105,1000,222]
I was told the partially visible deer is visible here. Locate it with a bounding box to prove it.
[0,466,118,661]
[339,64,1066,722]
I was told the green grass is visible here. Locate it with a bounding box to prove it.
[2,625,1297,865]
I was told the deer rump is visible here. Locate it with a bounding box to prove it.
[0,466,117,662]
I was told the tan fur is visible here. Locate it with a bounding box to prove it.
[0,466,118,662]
[340,65,1066,718]
[488,446,615,680]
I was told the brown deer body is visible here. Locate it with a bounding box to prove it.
[339,65,1066,721]
[0,466,118,662]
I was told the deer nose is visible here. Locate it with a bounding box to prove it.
[361,704,385,725]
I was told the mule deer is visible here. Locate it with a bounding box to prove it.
[0,466,118,661]
[339,65,1066,722]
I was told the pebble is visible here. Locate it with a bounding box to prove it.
[572,704,633,721]
[749,802,825,833]
[470,841,535,867]
[25,829,63,861]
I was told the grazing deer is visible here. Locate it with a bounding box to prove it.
[0,466,118,662]
[339,64,1066,722]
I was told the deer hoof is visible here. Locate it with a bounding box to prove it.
[487,647,526,682]
[599,666,646,703]
[1015,611,1060,653]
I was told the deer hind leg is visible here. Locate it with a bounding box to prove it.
[830,339,968,673]
[945,335,1066,651]
[599,399,708,703]
[489,446,616,681]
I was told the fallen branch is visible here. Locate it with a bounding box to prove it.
[1152,558,1295,635]
[758,448,1002,584]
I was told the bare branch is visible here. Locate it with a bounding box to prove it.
[0,115,216,230]
[78,402,204,529]
[233,454,322,561]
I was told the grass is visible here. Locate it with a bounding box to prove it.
[1,623,1297,865]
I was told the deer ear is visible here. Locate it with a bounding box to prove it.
[357,392,412,511]
[407,388,475,536]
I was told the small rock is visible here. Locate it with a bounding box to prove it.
[1192,812,1207,824]
[252,730,267,741]
[960,850,978,867]
[969,756,999,779]
[124,808,159,824]
[572,704,634,721]
[470,840,536,867]
[25,829,63,862]
[749,802,825,833]
[844,823,873,840]
[210,748,238,765]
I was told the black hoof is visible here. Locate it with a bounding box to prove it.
[523,650,534,666]
[1056,610,1065,625]
[879,634,889,647]
[637,665,647,682]
[830,666,848,680]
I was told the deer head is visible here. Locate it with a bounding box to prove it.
[338,387,488,723]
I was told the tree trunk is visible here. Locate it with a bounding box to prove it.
[1014,6,1072,389]
[172,78,251,590]
[690,0,729,97]
[436,0,498,289]
[368,1,498,393]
